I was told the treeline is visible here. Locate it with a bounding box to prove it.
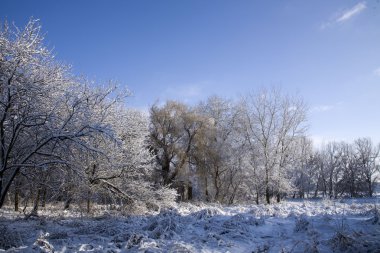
[298,139,379,199]
[1,20,379,213]
[149,98,379,204]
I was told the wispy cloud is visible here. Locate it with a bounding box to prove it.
[320,2,367,29]
[336,2,367,23]
[312,105,334,112]
[374,67,380,77]
[311,101,344,113]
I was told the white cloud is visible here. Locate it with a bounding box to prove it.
[336,2,366,23]
[320,2,366,30]
[374,67,380,77]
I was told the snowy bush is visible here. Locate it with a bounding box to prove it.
[169,243,195,253]
[304,240,320,253]
[252,243,270,253]
[144,209,184,239]
[111,232,131,244]
[191,207,223,220]
[0,225,23,250]
[222,213,264,230]
[329,231,355,251]
[294,215,309,232]
[125,233,145,249]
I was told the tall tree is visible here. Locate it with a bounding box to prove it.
[0,20,113,207]
[241,88,308,204]
[149,101,205,199]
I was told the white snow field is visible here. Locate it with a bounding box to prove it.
[1,198,379,253]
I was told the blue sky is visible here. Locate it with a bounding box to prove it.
[2,0,380,145]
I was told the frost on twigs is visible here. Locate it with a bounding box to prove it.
[33,232,54,253]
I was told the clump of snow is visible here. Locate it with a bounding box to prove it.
[33,233,54,253]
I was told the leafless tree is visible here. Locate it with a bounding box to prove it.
[241,88,308,204]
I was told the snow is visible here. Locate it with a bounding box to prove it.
[1,198,380,252]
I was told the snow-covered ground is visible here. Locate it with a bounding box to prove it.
[1,198,380,253]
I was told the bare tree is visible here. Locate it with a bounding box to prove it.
[241,88,308,204]
[195,96,242,203]
[354,138,379,197]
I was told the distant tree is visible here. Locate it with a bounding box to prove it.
[291,136,314,198]
[353,138,379,197]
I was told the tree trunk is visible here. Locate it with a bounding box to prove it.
[368,180,373,197]
[32,189,41,215]
[0,168,21,208]
[14,186,19,212]
[205,175,209,202]
[314,179,319,198]
[64,197,72,210]
[265,169,270,204]
[87,190,91,213]
[41,188,47,208]
[187,183,193,200]
[213,166,220,202]
[256,191,259,205]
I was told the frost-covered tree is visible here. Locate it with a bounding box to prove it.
[0,19,176,211]
[354,138,379,197]
[195,96,243,203]
[310,139,379,198]
[0,20,117,208]
[241,88,308,204]
[291,136,314,198]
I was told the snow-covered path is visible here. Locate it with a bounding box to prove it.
[1,198,379,252]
